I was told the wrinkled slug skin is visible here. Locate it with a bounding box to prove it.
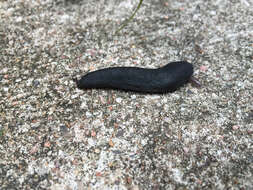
[76,61,193,93]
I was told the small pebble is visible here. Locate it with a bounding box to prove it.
[116,97,122,103]
[232,125,239,130]
[33,80,40,87]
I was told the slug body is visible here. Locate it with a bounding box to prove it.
[76,61,193,93]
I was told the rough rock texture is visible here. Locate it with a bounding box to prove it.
[0,0,252,189]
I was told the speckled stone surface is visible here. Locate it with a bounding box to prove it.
[0,0,252,189]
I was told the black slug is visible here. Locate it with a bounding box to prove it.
[76,61,194,93]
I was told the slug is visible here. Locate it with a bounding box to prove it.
[76,61,194,93]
